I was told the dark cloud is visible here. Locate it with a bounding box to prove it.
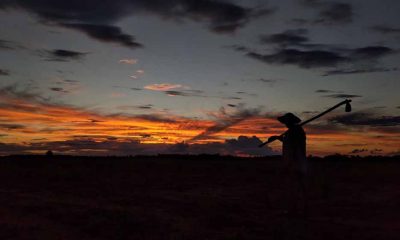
[236,91,257,97]
[258,29,333,51]
[162,89,211,98]
[302,122,347,135]
[89,119,105,123]
[242,42,395,69]
[62,79,80,84]
[0,142,28,155]
[259,29,309,47]
[299,1,353,25]
[349,148,368,154]
[256,78,279,87]
[322,94,362,99]
[151,136,276,156]
[330,112,400,127]
[227,104,236,107]
[118,104,153,110]
[0,0,272,49]
[225,44,251,52]
[137,104,153,109]
[0,85,48,103]
[0,69,10,76]
[224,136,274,156]
[51,79,81,94]
[302,111,319,114]
[135,114,178,124]
[350,46,394,59]
[0,135,275,156]
[165,91,188,97]
[315,89,335,93]
[317,3,352,24]
[164,89,206,98]
[289,18,309,26]
[60,23,142,48]
[258,78,277,83]
[0,39,14,50]
[371,25,400,34]
[0,123,25,130]
[0,39,24,50]
[191,105,262,141]
[224,96,242,100]
[247,49,347,68]
[298,0,320,6]
[49,87,69,93]
[323,67,398,76]
[41,49,88,62]
[113,86,143,91]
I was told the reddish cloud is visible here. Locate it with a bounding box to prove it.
[144,83,184,91]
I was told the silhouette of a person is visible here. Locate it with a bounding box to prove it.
[269,113,307,215]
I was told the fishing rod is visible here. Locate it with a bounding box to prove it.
[258,99,352,147]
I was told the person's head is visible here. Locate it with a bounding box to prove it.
[277,113,301,128]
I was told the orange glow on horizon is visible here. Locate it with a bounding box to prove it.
[0,91,399,156]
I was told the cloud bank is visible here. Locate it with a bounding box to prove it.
[0,0,273,47]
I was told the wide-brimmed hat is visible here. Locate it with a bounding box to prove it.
[277,113,301,124]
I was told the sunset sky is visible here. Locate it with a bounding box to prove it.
[0,0,399,156]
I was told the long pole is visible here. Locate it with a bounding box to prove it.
[258,99,352,147]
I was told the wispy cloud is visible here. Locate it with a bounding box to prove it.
[191,105,263,142]
[164,89,205,97]
[298,1,353,25]
[60,23,142,49]
[322,67,398,76]
[0,69,10,76]
[117,104,153,110]
[119,59,138,64]
[322,94,362,99]
[0,39,25,50]
[244,44,396,70]
[330,111,400,127]
[349,148,368,154]
[314,89,361,99]
[129,69,145,79]
[315,89,336,93]
[260,29,309,47]
[50,78,82,94]
[0,123,26,130]
[371,25,400,34]
[39,49,89,62]
[49,87,69,93]
[144,83,183,91]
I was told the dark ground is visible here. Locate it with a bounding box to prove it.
[0,154,399,240]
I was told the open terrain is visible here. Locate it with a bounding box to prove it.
[0,155,399,240]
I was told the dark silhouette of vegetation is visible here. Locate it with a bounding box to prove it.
[0,154,398,239]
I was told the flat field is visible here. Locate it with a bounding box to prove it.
[0,155,399,240]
